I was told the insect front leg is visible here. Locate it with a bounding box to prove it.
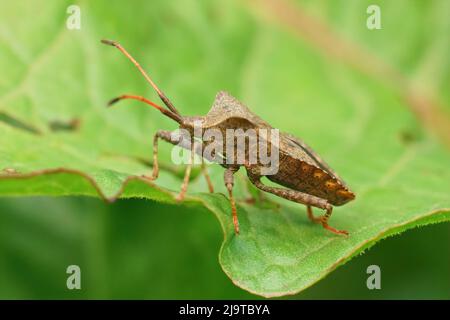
[143,130,193,201]
[144,131,214,198]
[224,166,240,234]
[247,174,348,236]
[142,130,180,180]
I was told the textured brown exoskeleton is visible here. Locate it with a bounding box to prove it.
[101,40,355,236]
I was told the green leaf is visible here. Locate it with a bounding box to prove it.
[1,0,449,297]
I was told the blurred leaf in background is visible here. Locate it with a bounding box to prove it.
[0,0,449,298]
[0,197,448,299]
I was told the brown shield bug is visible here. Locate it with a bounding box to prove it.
[101,39,355,236]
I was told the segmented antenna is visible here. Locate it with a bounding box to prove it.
[101,39,182,118]
[107,94,182,123]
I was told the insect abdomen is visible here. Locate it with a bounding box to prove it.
[267,156,354,206]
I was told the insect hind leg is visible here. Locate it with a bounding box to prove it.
[307,205,322,223]
[307,206,348,236]
[247,174,348,236]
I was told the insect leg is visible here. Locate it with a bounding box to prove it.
[247,174,328,208]
[201,160,214,193]
[141,130,180,180]
[306,205,348,235]
[144,131,212,198]
[175,140,195,202]
[224,167,240,234]
[247,174,348,236]
[307,205,322,223]
[150,131,161,179]
[319,206,348,235]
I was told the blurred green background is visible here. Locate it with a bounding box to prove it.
[0,197,448,299]
[0,0,449,299]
